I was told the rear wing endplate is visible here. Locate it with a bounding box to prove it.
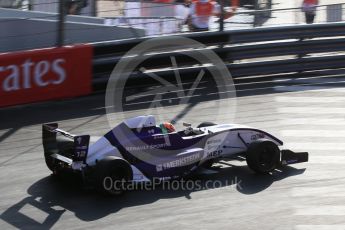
[42,123,90,165]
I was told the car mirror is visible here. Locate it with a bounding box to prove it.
[183,122,192,127]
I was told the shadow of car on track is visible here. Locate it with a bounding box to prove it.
[0,164,305,229]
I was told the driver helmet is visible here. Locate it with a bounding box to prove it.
[159,122,176,134]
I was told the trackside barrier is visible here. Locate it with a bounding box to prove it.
[2,22,345,107]
[92,22,345,91]
[0,45,92,107]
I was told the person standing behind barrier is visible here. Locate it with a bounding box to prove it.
[189,0,235,32]
[65,0,88,15]
[302,0,319,24]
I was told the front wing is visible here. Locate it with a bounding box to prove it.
[280,150,309,166]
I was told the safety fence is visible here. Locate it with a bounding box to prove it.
[92,21,345,91]
[1,21,345,107]
[1,1,345,53]
[1,1,345,40]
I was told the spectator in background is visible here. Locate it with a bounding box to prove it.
[153,0,175,3]
[65,0,88,15]
[189,0,236,32]
[302,0,319,24]
[175,0,191,31]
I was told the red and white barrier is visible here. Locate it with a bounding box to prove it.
[0,45,92,108]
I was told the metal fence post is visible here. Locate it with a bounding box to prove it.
[56,0,65,47]
[253,0,259,27]
[160,17,164,35]
[219,0,224,32]
[91,0,97,17]
[28,0,33,10]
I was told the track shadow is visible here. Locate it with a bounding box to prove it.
[0,164,305,229]
[1,68,345,131]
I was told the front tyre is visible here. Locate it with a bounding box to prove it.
[201,159,215,169]
[246,139,280,174]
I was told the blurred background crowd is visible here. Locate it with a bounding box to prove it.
[0,0,344,39]
[1,1,344,31]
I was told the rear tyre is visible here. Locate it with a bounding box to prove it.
[197,122,217,128]
[246,139,280,174]
[95,156,133,196]
[45,155,56,172]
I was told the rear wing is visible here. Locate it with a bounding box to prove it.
[42,123,90,167]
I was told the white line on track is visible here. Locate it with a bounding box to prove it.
[278,118,345,126]
[295,206,345,216]
[294,169,345,181]
[295,225,345,230]
[278,107,345,114]
[308,156,345,164]
[291,185,345,197]
[283,142,345,151]
[280,130,345,137]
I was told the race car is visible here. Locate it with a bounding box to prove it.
[42,115,308,195]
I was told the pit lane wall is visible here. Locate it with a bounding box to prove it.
[0,45,92,107]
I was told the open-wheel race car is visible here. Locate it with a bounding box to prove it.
[42,115,308,195]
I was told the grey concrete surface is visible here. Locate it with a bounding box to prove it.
[0,71,345,229]
[0,18,145,52]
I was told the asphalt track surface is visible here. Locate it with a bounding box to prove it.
[1,69,345,230]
